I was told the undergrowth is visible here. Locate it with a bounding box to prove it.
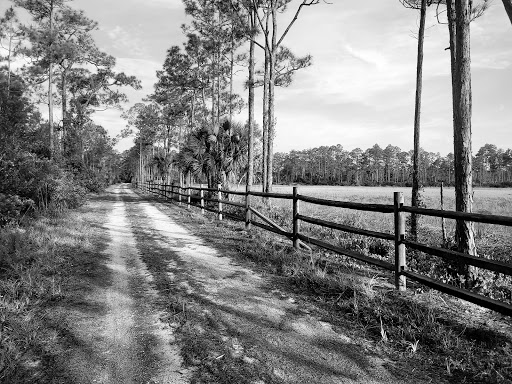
[0,207,100,383]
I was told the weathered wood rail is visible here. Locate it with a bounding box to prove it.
[135,180,512,316]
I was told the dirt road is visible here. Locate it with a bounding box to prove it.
[53,186,188,383]
[56,184,428,383]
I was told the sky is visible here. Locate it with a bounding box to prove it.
[2,0,512,156]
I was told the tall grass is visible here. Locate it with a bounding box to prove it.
[0,209,97,382]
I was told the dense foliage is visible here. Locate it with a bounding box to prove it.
[0,1,139,225]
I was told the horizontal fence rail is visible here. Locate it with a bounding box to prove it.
[402,206,512,226]
[298,194,395,213]
[135,180,512,317]
[297,214,395,241]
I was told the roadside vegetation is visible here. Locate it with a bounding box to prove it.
[0,0,139,228]
[0,200,110,383]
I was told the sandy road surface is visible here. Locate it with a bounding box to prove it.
[56,184,427,383]
[123,184,423,384]
[55,186,188,383]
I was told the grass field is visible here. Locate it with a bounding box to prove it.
[239,185,512,242]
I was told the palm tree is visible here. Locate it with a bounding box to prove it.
[174,120,248,189]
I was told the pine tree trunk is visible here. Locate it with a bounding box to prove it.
[246,6,255,193]
[411,0,427,241]
[61,68,67,152]
[191,89,196,130]
[229,24,234,126]
[6,20,13,97]
[265,2,277,194]
[449,0,477,285]
[211,72,216,129]
[216,49,221,126]
[503,0,512,25]
[48,2,54,155]
[262,47,269,192]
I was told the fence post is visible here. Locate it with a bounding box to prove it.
[200,184,205,215]
[293,186,300,249]
[217,183,223,221]
[245,187,252,230]
[187,187,191,209]
[394,192,406,291]
[178,186,182,206]
[440,182,448,247]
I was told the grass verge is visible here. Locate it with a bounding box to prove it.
[0,199,110,383]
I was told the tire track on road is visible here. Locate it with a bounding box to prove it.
[58,185,189,384]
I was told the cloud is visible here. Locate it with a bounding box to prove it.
[115,57,161,91]
[105,25,148,58]
[88,58,161,149]
[135,0,183,9]
[344,44,388,69]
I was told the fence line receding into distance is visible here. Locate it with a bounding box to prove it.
[135,180,512,317]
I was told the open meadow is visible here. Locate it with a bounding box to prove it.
[240,185,512,239]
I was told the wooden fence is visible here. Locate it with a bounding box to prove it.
[135,180,512,317]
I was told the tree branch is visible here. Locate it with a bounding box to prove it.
[276,0,321,48]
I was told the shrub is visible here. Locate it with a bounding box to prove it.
[38,174,87,213]
[76,169,106,193]
[0,194,34,227]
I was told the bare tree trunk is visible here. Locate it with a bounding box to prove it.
[449,0,477,284]
[211,68,216,129]
[61,68,68,152]
[265,1,277,194]
[191,89,196,130]
[411,0,427,241]
[229,23,234,126]
[262,46,269,192]
[6,21,13,97]
[246,6,255,193]
[48,2,54,155]
[216,49,221,126]
[503,0,512,25]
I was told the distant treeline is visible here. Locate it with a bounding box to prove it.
[272,143,512,187]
